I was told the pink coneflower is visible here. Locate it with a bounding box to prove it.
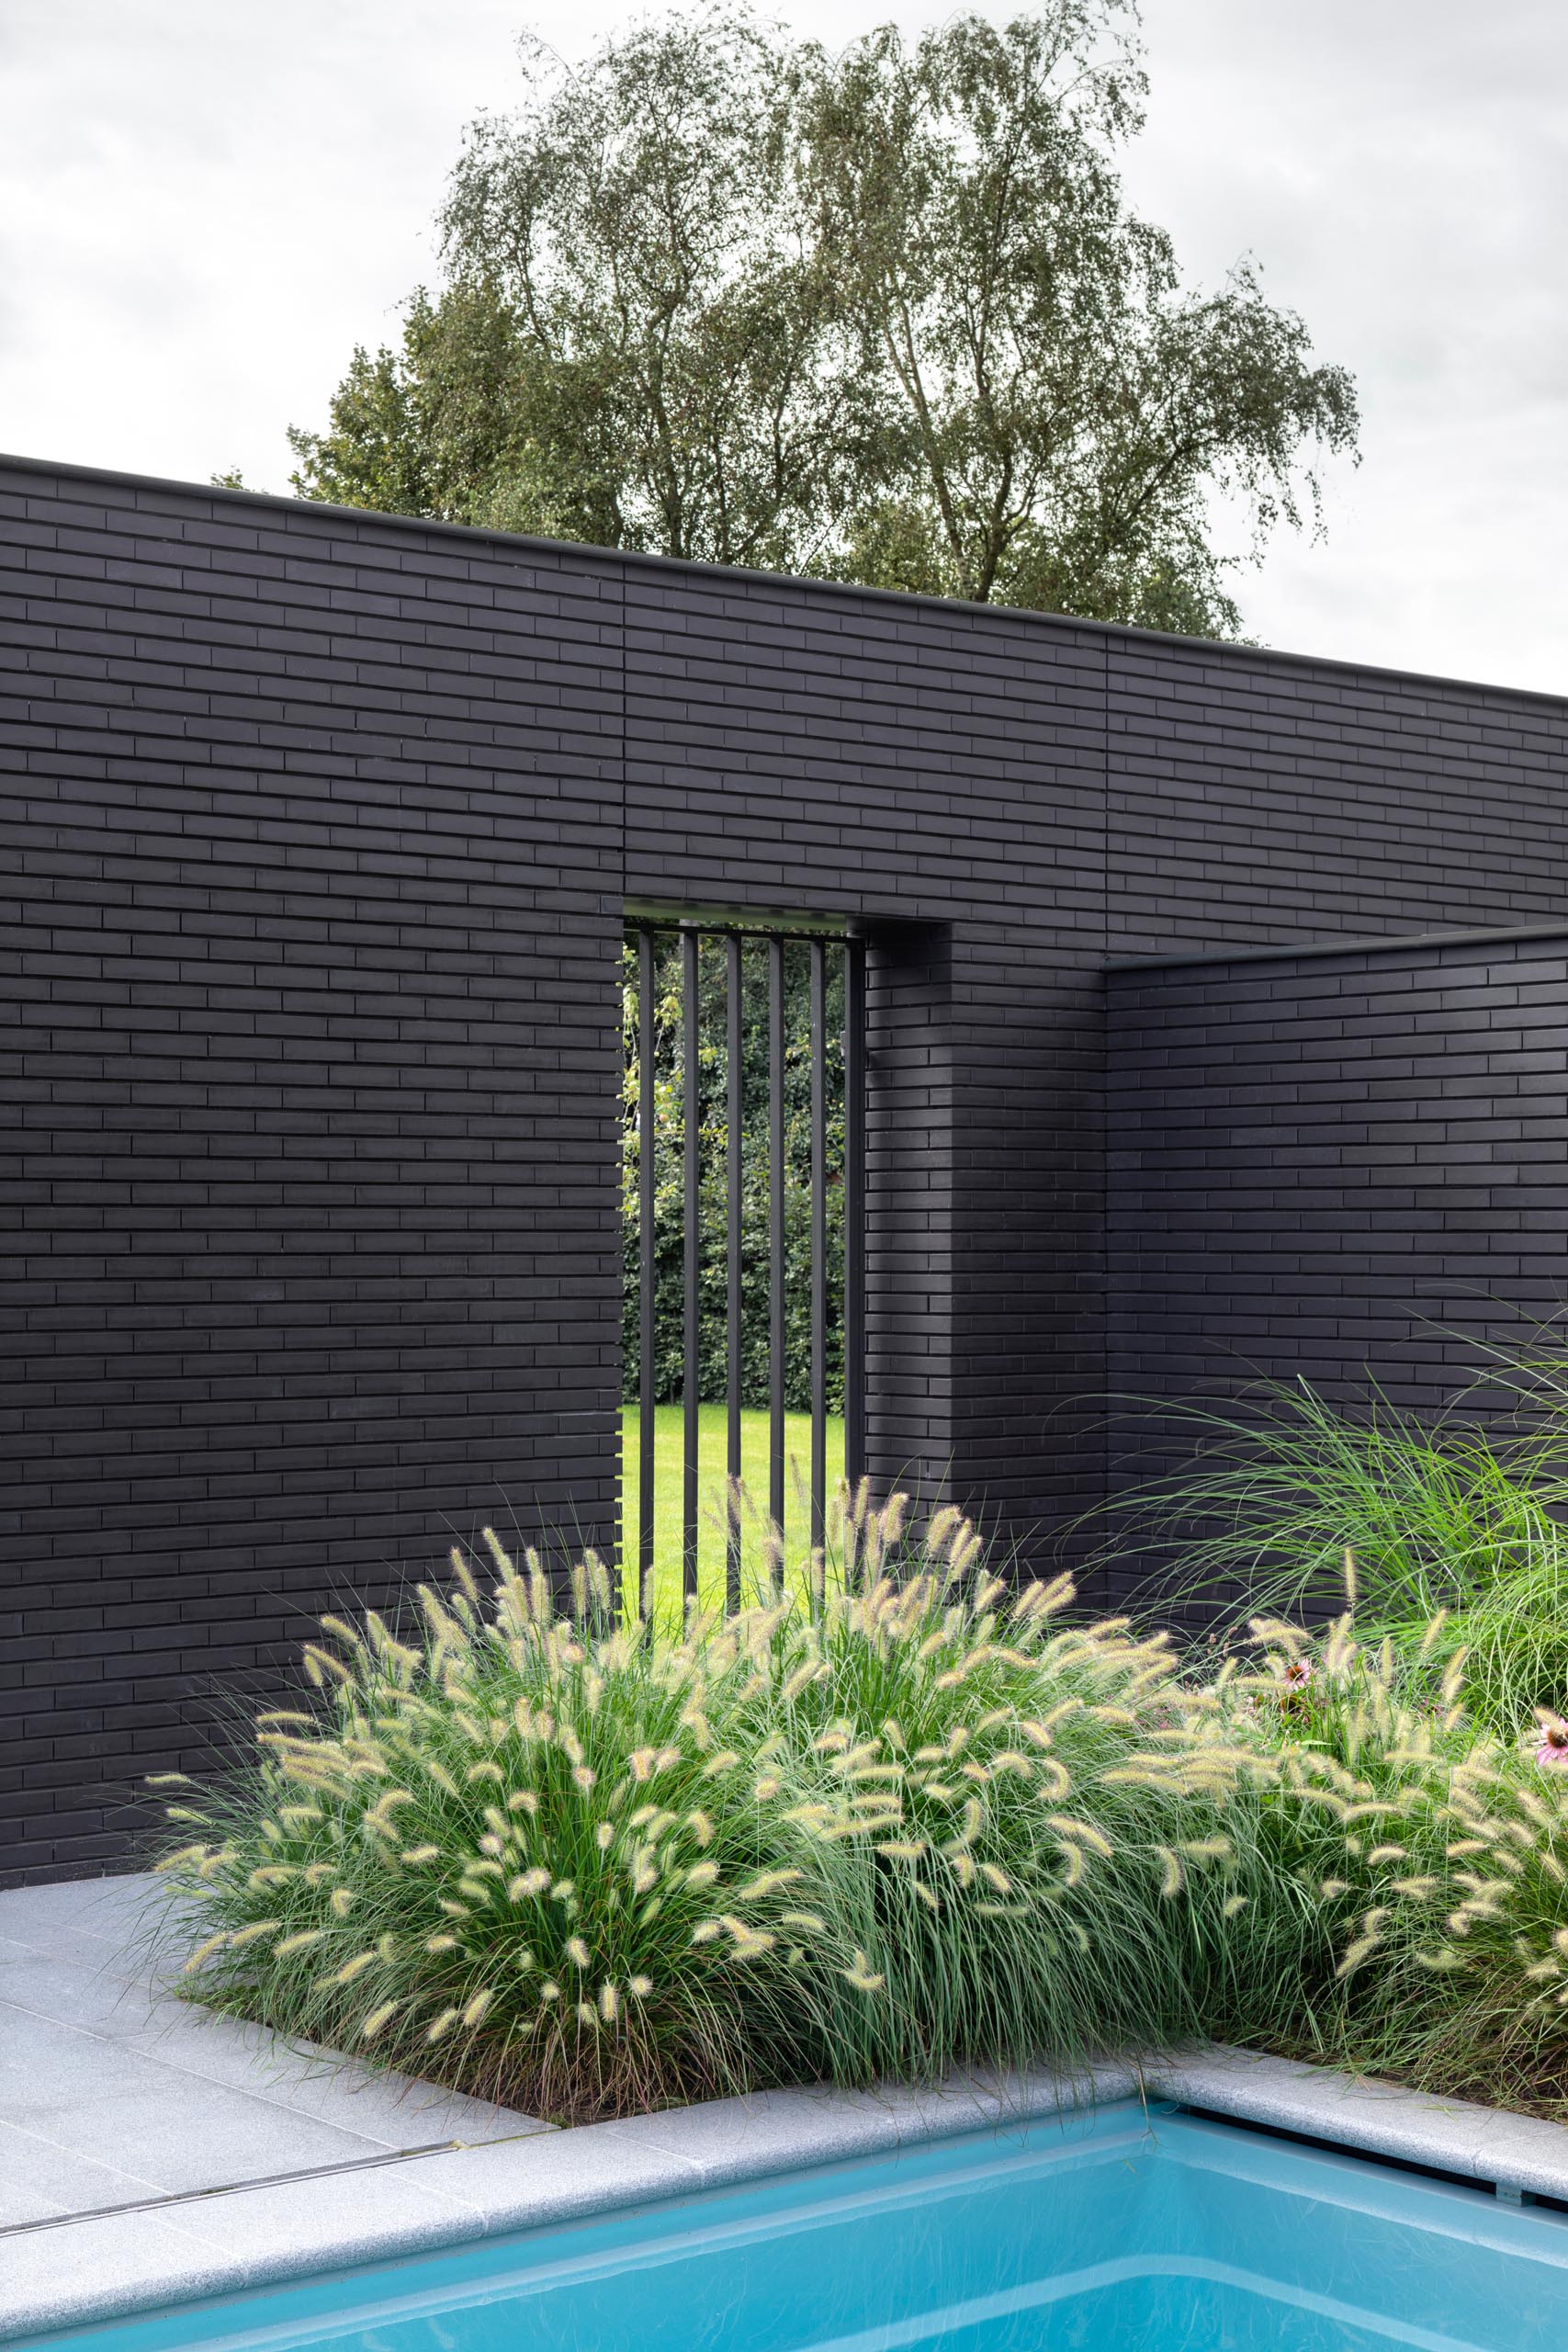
[1536,1720,1568,1770]
[1281,1658,1314,1690]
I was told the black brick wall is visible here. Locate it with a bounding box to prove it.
[1105,930,1568,1603]
[5,451,1568,1879]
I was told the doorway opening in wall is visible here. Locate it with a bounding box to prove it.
[620,910,866,1625]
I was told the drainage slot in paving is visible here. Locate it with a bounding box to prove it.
[0,2141,466,2237]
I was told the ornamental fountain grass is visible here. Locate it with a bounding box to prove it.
[1091,1366,1568,1736]
[151,1489,1568,2124]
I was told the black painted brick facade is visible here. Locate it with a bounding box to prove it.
[1105,931,1568,1601]
[4,452,1568,1879]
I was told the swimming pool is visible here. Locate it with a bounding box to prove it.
[24,2101,1568,2352]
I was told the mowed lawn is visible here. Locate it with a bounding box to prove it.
[619,1403,845,1626]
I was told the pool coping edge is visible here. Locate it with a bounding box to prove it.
[0,2066,1136,2344]
[6,2050,1568,2344]
[1152,2045,1568,2203]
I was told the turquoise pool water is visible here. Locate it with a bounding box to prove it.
[33,2103,1568,2352]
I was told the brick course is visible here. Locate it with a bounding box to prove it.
[1106,930,1568,1561]
[4,454,1568,1878]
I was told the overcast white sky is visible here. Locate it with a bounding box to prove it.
[3,0,1565,691]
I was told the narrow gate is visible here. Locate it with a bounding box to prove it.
[623,914,866,1615]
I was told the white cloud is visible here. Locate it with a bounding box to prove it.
[1122,0,1568,688]
[2,0,1563,692]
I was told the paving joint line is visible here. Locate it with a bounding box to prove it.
[0,2138,478,2240]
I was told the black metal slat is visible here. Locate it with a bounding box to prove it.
[768,933,785,1546]
[682,928,701,1607]
[842,938,866,1493]
[637,928,656,1621]
[726,933,743,1611]
[809,936,827,1548]
[629,917,860,1603]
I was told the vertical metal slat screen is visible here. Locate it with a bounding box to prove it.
[637,930,656,1621]
[842,938,867,1493]
[767,934,786,1548]
[681,929,701,1606]
[628,918,864,1618]
[725,933,744,1612]
[808,937,828,1549]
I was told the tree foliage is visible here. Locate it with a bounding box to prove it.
[289,4,1359,637]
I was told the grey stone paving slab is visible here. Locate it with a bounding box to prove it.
[19,1887,200,1995]
[51,1985,541,2145]
[604,2086,932,2186]
[0,2152,141,2231]
[120,2013,544,2149]
[168,2164,489,2282]
[245,2065,544,2151]
[0,2207,229,2342]
[2,1930,541,2148]
[0,2175,71,2232]
[0,2009,197,2121]
[13,2073,401,2197]
[0,2128,165,2230]
[610,2066,1142,2192]
[2,1875,155,1951]
[0,1951,173,2039]
[391,2117,712,2235]
[0,1875,548,2230]
[1472,2106,1568,2201]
